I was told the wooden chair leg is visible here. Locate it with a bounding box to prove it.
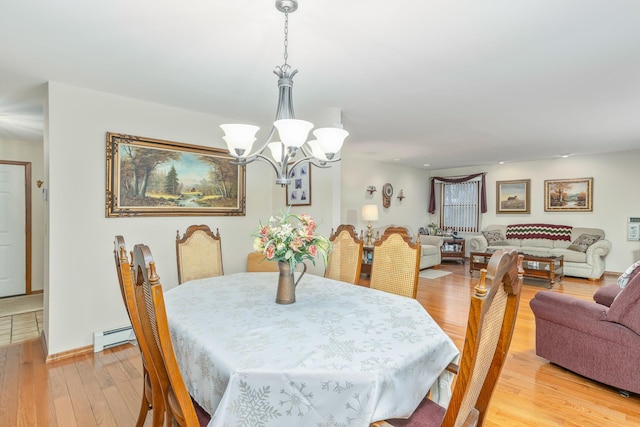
[136,370,153,427]
[150,378,165,427]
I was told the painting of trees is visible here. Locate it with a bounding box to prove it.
[106,133,245,217]
[548,182,572,206]
[544,178,593,212]
[201,156,238,199]
[120,145,180,199]
[164,165,181,195]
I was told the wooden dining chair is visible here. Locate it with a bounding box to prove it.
[176,224,223,284]
[324,224,363,284]
[371,249,524,427]
[132,243,211,427]
[247,251,279,272]
[113,236,164,427]
[369,227,421,298]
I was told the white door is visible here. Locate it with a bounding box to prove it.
[0,163,26,297]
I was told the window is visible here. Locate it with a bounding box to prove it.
[440,180,480,232]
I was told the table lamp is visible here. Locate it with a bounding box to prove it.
[361,204,379,247]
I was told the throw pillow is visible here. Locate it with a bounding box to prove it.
[482,230,507,245]
[618,260,640,288]
[567,233,601,253]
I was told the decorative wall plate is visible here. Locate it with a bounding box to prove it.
[382,183,393,208]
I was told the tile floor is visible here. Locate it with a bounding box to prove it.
[0,310,43,346]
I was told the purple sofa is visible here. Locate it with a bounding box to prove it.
[529,271,640,395]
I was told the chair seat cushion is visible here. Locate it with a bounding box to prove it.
[192,397,211,427]
[385,397,445,427]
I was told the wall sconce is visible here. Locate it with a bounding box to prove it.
[366,186,377,195]
[397,190,405,201]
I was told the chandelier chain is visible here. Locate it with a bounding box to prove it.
[283,8,289,66]
[220,0,346,187]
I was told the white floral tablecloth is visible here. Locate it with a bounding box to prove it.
[164,272,459,427]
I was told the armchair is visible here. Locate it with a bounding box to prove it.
[530,271,640,394]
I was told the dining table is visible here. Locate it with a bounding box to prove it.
[163,272,460,427]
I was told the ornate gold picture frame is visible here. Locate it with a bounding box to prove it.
[106,132,245,217]
[544,177,593,212]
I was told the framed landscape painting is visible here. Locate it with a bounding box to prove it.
[106,132,246,217]
[544,177,593,212]
[286,162,311,206]
[496,179,530,214]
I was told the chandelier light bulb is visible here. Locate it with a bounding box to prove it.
[313,128,348,155]
[220,124,260,157]
[268,141,284,162]
[274,119,314,148]
[306,140,328,161]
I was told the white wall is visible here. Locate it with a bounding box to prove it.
[429,149,640,273]
[0,138,45,293]
[45,82,292,355]
[340,156,431,236]
[42,81,640,355]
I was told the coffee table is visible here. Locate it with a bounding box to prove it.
[470,249,563,288]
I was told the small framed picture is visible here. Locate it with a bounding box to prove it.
[286,162,311,206]
[544,177,593,212]
[496,179,530,214]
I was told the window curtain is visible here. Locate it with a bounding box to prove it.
[428,173,487,214]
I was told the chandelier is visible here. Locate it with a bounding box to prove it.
[220,0,348,186]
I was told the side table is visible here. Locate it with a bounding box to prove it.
[361,246,374,276]
[441,238,465,264]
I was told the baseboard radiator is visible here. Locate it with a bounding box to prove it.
[93,325,135,352]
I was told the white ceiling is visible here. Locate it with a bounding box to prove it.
[1,0,639,169]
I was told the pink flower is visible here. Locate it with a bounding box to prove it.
[261,226,269,236]
[289,238,303,252]
[265,245,276,259]
[308,245,317,256]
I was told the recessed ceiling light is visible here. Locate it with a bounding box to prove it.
[498,161,505,165]
[393,158,400,161]
[561,154,570,158]
[423,163,430,167]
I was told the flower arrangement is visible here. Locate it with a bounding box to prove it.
[253,208,330,271]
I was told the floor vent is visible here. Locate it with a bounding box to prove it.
[93,325,135,352]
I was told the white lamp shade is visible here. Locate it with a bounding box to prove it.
[220,124,260,155]
[361,204,379,221]
[267,141,284,161]
[313,128,348,154]
[274,119,314,148]
[306,140,328,161]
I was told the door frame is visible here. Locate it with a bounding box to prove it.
[0,160,31,294]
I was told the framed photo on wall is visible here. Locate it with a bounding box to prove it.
[496,179,530,214]
[286,162,311,206]
[544,177,593,212]
[106,132,246,217]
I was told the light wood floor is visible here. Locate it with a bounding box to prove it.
[0,263,638,426]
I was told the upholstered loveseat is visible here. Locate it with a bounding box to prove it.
[529,269,640,394]
[371,225,443,270]
[469,224,611,280]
